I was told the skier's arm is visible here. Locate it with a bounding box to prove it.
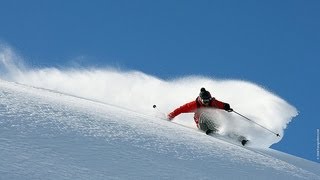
[168,101,197,120]
[211,99,233,112]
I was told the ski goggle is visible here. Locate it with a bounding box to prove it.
[201,98,211,105]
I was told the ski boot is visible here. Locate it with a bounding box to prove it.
[241,139,249,146]
[206,128,219,135]
[238,136,249,146]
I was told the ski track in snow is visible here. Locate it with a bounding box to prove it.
[0,80,319,179]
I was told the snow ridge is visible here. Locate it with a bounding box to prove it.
[0,80,319,180]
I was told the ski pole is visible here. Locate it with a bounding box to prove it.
[152,104,167,118]
[232,110,280,137]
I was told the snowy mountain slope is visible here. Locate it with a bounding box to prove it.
[0,79,319,180]
[0,47,299,148]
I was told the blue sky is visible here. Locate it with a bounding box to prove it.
[0,1,319,162]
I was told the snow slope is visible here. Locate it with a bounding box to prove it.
[0,46,299,149]
[0,79,319,180]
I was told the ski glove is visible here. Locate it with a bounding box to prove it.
[224,103,233,112]
[167,113,175,121]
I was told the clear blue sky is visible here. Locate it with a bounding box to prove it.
[0,0,319,162]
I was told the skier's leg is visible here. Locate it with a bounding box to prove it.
[226,133,249,146]
[198,119,209,132]
[205,118,219,133]
[199,113,219,135]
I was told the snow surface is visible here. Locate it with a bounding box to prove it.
[0,79,319,180]
[0,45,298,148]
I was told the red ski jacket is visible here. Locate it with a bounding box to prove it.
[168,97,227,127]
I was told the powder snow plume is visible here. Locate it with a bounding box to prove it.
[0,45,298,148]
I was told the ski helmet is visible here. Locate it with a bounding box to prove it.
[199,87,212,104]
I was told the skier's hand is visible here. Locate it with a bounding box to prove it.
[224,103,233,112]
[167,113,174,121]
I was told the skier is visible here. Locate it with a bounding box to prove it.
[167,87,233,135]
